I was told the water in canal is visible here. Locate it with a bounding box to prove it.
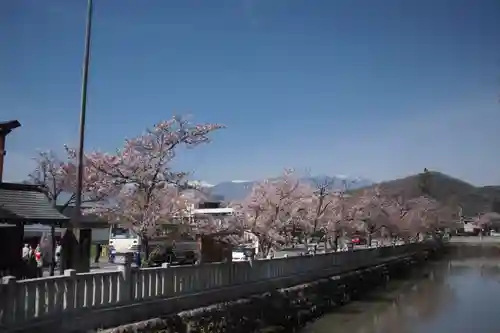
[302,245,500,333]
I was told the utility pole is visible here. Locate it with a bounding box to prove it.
[73,0,94,272]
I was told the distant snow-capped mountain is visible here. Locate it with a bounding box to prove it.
[202,175,373,202]
[187,180,215,188]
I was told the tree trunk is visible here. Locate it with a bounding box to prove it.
[142,236,150,266]
[50,201,58,276]
[334,231,340,252]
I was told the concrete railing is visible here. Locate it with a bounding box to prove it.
[0,242,437,331]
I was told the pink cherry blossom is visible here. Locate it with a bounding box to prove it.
[350,187,452,243]
[231,169,310,256]
[28,150,105,210]
[315,178,359,250]
[76,116,224,257]
[298,181,341,250]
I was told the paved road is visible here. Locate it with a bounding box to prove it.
[41,242,395,276]
[42,260,129,277]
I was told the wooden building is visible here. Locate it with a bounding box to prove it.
[0,182,69,278]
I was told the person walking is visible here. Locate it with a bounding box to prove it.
[34,244,43,277]
[55,242,62,267]
[22,244,30,261]
[135,250,141,267]
[21,244,31,278]
[266,249,275,260]
[27,246,37,278]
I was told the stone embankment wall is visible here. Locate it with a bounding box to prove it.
[99,247,440,333]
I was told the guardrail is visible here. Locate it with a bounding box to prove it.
[0,242,438,331]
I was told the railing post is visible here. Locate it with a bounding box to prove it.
[64,269,77,311]
[1,276,17,325]
[116,252,133,302]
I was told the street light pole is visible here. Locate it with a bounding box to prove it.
[73,0,93,271]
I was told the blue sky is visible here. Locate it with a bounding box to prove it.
[1,0,499,186]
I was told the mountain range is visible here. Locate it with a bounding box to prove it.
[195,172,500,217]
[355,171,500,216]
[195,175,373,201]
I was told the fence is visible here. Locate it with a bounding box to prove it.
[0,242,435,331]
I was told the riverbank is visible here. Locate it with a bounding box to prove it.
[303,245,500,333]
[301,265,434,333]
[98,247,440,333]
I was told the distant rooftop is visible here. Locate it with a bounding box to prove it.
[57,205,109,228]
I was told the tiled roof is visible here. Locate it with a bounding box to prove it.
[0,206,21,220]
[0,183,69,224]
[58,205,109,228]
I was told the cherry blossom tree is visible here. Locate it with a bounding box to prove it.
[231,169,309,257]
[288,177,361,251]
[385,194,457,241]
[300,177,342,251]
[350,187,396,245]
[79,116,224,258]
[28,150,103,211]
[326,178,361,250]
[417,199,458,235]
[28,150,106,275]
[307,177,338,235]
[355,189,449,243]
[383,196,423,242]
[281,203,314,247]
[476,212,500,230]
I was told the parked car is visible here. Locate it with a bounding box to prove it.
[350,236,368,246]
[307,243,319,254]
[147,244,177,267]
[232,246,255,261]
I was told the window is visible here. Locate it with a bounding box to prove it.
[198,202,221,209]
[110,226,131,239]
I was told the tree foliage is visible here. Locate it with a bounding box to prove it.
[30,115,464,258]
[233,171,456,254]
[70,116,224,255]
[28,150,103,211]
[231,169,310,256]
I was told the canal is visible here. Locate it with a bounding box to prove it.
[302,245,500,333]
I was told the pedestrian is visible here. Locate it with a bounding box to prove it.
[34,244,43,277]
[22,243,30,261]
[135,251,142,267]
[109,247,116,263]
[27,246,37,278]
[55,242,62,267]
[21,244,31,278]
